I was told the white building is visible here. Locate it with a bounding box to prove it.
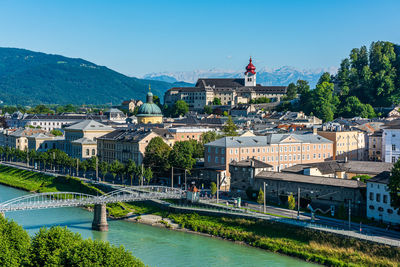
[382,123,400,163]
[366,171,400,225]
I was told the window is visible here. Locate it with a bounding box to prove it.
[284,155,287,161]
[215,156,218,163]
[392,157,396,163]
[92,149,95,155]
[383,195,388,204]
[86,149,89,156]
[221,157,224,163]
[284,147,287,152]
[208,147,211,153]
[221,149,225,155]
[313,154,316,159]
[387,209,393,214]
[293,154,296,160]
[376,193,381,202]
[289,147,292,152]
[262,156,265,161]
[235,149,238,154]
[289,155,292,161]
[215,147,219,154]
[369,205,374,210]
[392,144,396,151]
[378,207,384,212]
[369,192,374,201]
[230,149,233,154]
[293,147,296,152]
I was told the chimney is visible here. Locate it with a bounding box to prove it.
[313,127,317,135]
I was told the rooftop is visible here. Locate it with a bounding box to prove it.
[205,133,332,148]
[230,158,272,168]
[65,120,114,131]
[368,171,391,184]
[256,171,366,188]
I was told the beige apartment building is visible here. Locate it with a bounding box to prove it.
[368,130,382,161]
[1,128,47,151]
[153,127,214,147]
[317,130,367,161]
[64,120,114,160]
[97,129,159,165]
[27,133,64,152]
[204,133,333,189]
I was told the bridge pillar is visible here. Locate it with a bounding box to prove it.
[92,204,108,232]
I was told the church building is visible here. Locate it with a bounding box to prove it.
[164,58,287,110]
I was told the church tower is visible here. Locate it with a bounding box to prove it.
[244,57,256,87]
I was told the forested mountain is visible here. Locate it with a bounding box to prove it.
[281,41,400,122]
[0,48,191,105]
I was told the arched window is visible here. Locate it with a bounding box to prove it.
[86,149,89,156]
[92,149,95,155]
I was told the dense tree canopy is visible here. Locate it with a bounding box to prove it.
[143,137,171,175]
[223,116,238,136]
[389,160,400,209]
[0,219,144,267]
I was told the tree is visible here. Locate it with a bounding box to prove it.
[171,100,189,118]
[212,97,221,105]
[80,160,89,178]
[203,105,212,114]
[338,96,376,118]
[222,116,238,136]
[257,188,264,205]
[285,83,297,100]
[317,72,331,85]
[99,161,109,181]
[109,160,124,182]
[210,182,217,196]
[389,160,400,209]
[201,131,219,145]
[153,95,162,108]
[288,193,296,210]
[144,167,153,185]
[0,216,30,266]
[125,159,137,185]
[143,137,171,175]
[169,141,196,171]
[50,129,63,136]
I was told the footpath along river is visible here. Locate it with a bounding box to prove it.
[0,184,317,267]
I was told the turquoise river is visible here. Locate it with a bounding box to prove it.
[0,184,317,267]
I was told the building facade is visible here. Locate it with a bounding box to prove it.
[382,124,400,163]
[366,172,400,225]
[63,120,114,160]
[369,130,383,161]
[164,58,287,110]
[318,130,367,161]
[97,129,159,165]
[204,133,333,189]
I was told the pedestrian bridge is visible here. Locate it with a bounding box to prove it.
[0,186,185,231]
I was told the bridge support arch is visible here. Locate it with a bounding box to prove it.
[92,204,108,232]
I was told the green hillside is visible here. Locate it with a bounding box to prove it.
[0,48,191,105]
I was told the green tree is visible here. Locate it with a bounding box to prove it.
[143,137,171,175]
[338,96,376,118]
[169,141,196,171]
[50,129,63,136]
[203,105,212,114]
[317,72,331,85]
[210,182,217,196]
[109,160,124,181]
[144,167,153,185]
[257,188,264,205]
[212,97,221,105]
[389,160,400,209]
[288,194,296,210]
[0,216,31,266]
[201,131,219,145]
[99,161,109,182]
[125,159,137,185]
[223,116,238,136]
[171,100,189,118]
[285,82,297,100]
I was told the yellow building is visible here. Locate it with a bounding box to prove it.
[317,130,366,161]
[136,90,163,124]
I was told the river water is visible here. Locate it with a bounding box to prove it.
[0,184,316,267]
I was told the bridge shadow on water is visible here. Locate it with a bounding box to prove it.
[23,220,93,231]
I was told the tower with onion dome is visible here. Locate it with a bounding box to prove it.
[244,57,256,87]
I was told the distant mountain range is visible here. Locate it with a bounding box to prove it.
[143,66,338,88]
[0,48,191,106]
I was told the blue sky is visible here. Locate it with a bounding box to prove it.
[0,0,399,76]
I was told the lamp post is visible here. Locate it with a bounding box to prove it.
[297,187,301,220]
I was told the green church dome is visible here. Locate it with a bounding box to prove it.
[137,91,163,117]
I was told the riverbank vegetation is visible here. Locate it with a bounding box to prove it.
[167,213,400,266]
[125,201,400,267]
[0,216,144,267]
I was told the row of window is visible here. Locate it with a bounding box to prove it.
[369,205,399,215]
[369,192,389,203]
[209,144,331,155]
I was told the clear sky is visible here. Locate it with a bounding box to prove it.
[0,0,399,76]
